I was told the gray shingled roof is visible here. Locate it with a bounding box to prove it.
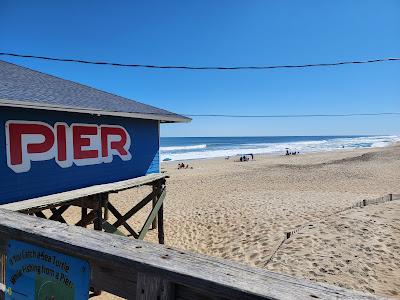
[0,60,190,123]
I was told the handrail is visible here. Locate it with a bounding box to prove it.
[0,209,380,300]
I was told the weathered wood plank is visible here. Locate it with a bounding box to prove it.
[0,173,166,212]
[137,272,175,300]
[0,209,379,300]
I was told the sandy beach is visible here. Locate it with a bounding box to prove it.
[67,144,400,299]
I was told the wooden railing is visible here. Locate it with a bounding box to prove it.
[0,209,380,300]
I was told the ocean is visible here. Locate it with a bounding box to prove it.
[160,135,400,161]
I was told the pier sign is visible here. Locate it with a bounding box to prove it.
[5,240,90,300]
[5,120,132,173]
[0,107,160,204]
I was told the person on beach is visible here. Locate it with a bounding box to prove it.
[178,163,193,169]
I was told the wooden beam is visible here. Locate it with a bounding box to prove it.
[81,207,88,228]
[102,193,109,221]
[151,185,158,230]
[138,188,166,240]
[107,202,139,238]
[93,195,103,232]
[0,209,379,300]
[0,173,167,212]
[158,202,165,245]
[73,196,102,210]
[112,191,155,229]
[101,221,126,237]
[75,210,96,227]
[34,211,47,219]
[49,205,70,222]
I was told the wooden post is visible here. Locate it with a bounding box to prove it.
[389,193,393,201]
[158,201,165,245]
[81,207,88,228]
[138,185,166,241]
[102,193,109,221]
[136,272,174,300]
[93,195,103,231]
[151,185,158,230]
[92,194,103,296]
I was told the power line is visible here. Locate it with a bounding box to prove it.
[181,112,400,118]
[1,52,399,71]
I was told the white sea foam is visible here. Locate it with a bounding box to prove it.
[371,141,390,148]
[160,144,207,151]
[160,135,400,161]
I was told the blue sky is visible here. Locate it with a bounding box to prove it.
[1,1,399,137]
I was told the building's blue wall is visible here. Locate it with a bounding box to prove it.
[0,107,160,204]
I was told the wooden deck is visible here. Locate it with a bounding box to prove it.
[0,173,167,213]
[0,173,168,247]
[0,209,380,300]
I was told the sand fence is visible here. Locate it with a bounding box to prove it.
[266,193,400,265]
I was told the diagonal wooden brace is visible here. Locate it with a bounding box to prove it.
[49,205,70,222]
[75,210,97,227]
[138,187,166,240]
[107,202,139,238]
[112,191,155,229]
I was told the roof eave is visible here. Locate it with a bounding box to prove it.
[0,98,191,123]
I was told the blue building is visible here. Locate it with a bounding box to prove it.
[0,60,190,204]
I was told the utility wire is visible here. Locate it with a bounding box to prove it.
[0,52,399,71]
[1,52,399,119]
[181,112,400,118]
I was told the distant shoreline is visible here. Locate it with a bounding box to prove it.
[160,135,400,162]
[161,140,400,163]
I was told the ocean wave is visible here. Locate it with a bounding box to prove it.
[160,144,207,151]
[160,135,400,161]
[371,141,390,148]
[161,147,279,161]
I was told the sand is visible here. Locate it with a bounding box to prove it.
[66,145,400,299]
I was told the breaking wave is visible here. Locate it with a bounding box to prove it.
[160,144,207,151]
[160,135,400,161]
